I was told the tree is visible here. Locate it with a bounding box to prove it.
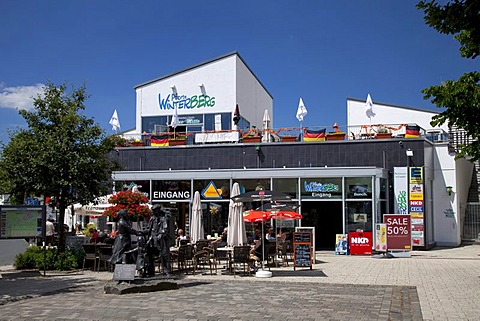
[0,82,121,250]
[417,0,480,161]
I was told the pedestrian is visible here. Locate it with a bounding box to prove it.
[46,218,55,246]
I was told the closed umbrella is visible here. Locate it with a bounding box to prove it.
[227,183,247,246]
[262,109,271,143]
[190,191,204,243]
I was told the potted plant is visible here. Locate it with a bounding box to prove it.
[242,135,261,143]
[129,139,145,146]
[280,135,297,142]
[375,126,392,139]
[169,135,187,146]
[326,132,346,141]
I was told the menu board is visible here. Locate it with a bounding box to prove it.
[0,206,44,239]
[293,232,312,270]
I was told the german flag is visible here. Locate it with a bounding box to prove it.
[304,128,326,142]
[405,125,420,138]
[150,134,169,146]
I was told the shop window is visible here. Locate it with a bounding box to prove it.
[273,178,298,199]
[345,201,372,232]
[300,178,342,200]
[345,177,372,199]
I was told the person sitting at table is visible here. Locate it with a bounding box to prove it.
[176,229,189,246]
[89,228,100,243]
[211,227,228,247]
[249,232,270,271]
[266,228,276,241]
[276,229,286,240]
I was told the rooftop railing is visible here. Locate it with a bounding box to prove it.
[115,123,448,147]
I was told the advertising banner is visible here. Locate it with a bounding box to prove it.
[393,167,407,214]
[384,214,411,251]
[375,224,387,252]
[335,234,348,255]
[409,167,425,247]
[348,231,372,255]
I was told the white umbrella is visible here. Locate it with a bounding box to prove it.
[190,191,204,243]
[227,183,247,246]
[365,94,375,123]
[109,109,121,132]
[261,109,272,142]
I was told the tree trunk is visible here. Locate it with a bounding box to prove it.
[58,196,66,252]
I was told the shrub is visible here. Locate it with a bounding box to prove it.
[14,246,83,271]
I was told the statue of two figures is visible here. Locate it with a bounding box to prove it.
[109,205,175,277]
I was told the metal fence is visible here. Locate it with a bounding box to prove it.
[464,203,480,241]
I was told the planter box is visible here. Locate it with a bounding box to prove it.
[242,136,261,143]
[375,133,392,139]
[280,135,297,142]
[130,141,145,146]
[169,139,187,146]
[326,132,346,141]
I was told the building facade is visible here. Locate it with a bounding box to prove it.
[111,52,474,250]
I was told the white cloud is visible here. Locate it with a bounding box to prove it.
[0,83,45,111]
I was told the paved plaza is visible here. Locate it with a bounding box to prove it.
[0,244,479,320]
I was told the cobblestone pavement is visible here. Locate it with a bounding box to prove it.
[0,244,479,321]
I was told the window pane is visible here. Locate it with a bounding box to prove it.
[345,201,372,232]
[273,178,298,199]
[345,177,372,199]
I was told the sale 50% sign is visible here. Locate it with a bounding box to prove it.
[384,214,411,251]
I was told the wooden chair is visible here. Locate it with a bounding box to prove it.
[97,245,113,272]
[231,246,252,277]
[82,243,98,272]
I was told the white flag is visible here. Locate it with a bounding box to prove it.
[170,105,179,128]
[109,109,120,132]
[365,94,375,119]
[296,97,308,122]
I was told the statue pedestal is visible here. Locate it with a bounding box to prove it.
[104,276,178,295]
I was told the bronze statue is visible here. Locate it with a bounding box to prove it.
[144,204,175,276]
[109,209,138,264]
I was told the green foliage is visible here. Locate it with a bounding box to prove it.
[0,82,121,251]
[417,1,480,161]
[14,246,82,271]
[417,0,480,59]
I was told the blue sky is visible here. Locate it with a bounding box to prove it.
[0,1,476,143]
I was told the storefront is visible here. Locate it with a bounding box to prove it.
[113,167,388,250]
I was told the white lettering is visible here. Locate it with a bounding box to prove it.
[351,237,369,244]
[153,191,190,199]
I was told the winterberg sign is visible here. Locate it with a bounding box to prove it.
[159,93,215,110]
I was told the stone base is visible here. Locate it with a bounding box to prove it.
[104,276,178,295]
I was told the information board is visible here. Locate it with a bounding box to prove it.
[0,206,44,239]
[293,232,312,270]
[295,226,315,253]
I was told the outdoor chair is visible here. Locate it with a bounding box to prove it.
[212,244,231,273]
[176,244,194,274]
[97,245,113,272]
[82,243,98,272]
[193,247,214,275]
[231,246,252,277]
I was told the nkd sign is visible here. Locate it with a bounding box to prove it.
[348,231,372,255]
